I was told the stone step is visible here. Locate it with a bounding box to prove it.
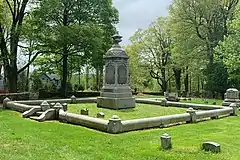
[30,116,41,121]
[36,112,44,116]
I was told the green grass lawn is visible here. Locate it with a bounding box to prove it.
[0,109,239,160]
[180,98,223,105]
[67,103,186,120]
[135,94,223,105]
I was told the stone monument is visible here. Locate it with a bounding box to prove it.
[97,33,135,110]
[222,88,240,107]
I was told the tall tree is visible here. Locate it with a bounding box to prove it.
[130,17,173,92]
[0,0,36,92]
[31,0,118,96]
[169,0,238,65]
[216,5,240,89]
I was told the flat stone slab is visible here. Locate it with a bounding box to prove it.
[202,142,221,153]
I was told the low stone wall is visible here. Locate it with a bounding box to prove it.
[39,91,100,99]
[6,102,34,113]
[14,98,97,105]
[136,99,224,110]
[0,92,29,102]
[2,97,237,134]
[121,113,190,132]
[59,110,108,132]
[196,108,233,119]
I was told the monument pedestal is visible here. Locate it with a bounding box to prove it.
[222,88,240,107]
[97,97,135,110]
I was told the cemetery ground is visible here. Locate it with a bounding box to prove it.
[0,98,239,160]
[68,103,186,120]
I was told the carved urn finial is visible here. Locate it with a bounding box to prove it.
[112,32,122,45]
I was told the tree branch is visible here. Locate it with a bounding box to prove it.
[5,0,14,16]
[17,50,42,74]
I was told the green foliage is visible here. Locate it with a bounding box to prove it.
[204,61,229,94]
[124,44,152,91]
[27,0,118,95]
[17,71,28,92]
[215,5,240,89]
[30,70,43,92]
[169,0,238,64]
[130,17,173,92]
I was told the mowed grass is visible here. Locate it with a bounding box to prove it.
[135,94,223,105]
[180,98,223,105]
[67,103,186,120]
[0,109,240,160]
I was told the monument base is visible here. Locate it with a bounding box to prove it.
[222,100,240,107]
[97,97,135,110]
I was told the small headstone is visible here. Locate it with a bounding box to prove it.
[97,112,105,118]
[202,142,221,153]
[160,133,172,150]
[71,95,77,104]
[80,108,89,115]
[165,92,179,102]
[161,99,168,106]
[62,103,68,111]
[40,101,50,111]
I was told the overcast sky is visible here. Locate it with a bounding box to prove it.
[112,0,172,45]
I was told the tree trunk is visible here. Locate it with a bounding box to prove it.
[100,66,103,89]
[61,51,68,97]
[173,68,181,95]
[161,69,168,92]
[25,54,31,91]
[78,64,81,85]
[60,6,69,97]
[86,65,89,90]
[184,66,189,96]
[8,65,18,92]
[96,67,100,91]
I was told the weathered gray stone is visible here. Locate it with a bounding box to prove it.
[62,103,68,111]
[30,109,56,122]
[71,95,77,104]
[80,108,89,115]
[165,92,179,102]
[186,107,197,123]
[230,103,238,116]
[3,97,10,108]
[97,112,105,118]
[97,33,135,110]
[160,133,172,150]
[40,101,50,111]
[222,88,240,107]
[53,102,63,111]
[53,102,63,119]
[161,98,168,106]
[202,142,221,153]
[22,107,41,118]
[107,115,122,134]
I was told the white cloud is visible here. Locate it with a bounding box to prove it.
[112,0,172,45]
